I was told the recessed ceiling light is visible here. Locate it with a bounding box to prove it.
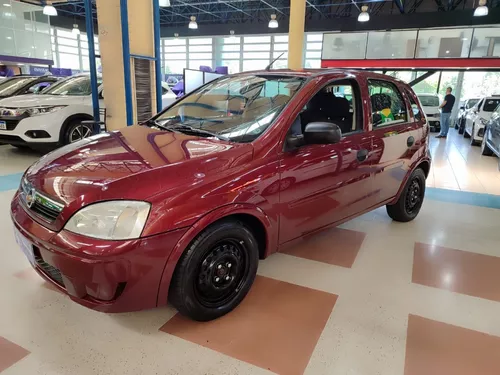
[446,50,450,54]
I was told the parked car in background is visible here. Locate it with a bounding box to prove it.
[0,75,59,100]
[11,69,431,321]
[161,82,177,108]
[456,97,480,134]
[417,93,441,132]
[464,95,500,146]
[481,104,500,159]
[0,74,175,149]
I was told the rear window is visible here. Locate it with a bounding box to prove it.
[483,98,500,112]
[417,95,440,107]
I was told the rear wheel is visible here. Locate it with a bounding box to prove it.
[458,118,465,134]
[386,168,426,222]
[169,219,259,321]
[464,125,471,138]
[481,134,494,156]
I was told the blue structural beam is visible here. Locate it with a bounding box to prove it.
[84,0,100,129]
[120,0,134,126]
[153,0,163,114]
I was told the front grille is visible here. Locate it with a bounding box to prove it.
[31,200,60,221]
[20,178,64,223]
[34,253,64,286]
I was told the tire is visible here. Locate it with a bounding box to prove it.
[62,120,94,145]
[470,124,479,146]
[12,144,30,150]
[386,168,426,222]
[481,134,494,156]
[464,126,471,138]
[458,119,465,135]
[169,219,259,321]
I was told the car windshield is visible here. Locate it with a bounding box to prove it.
[483,98,500,112]
[153,74,305,142]
[418,95,440,107]
[0,77,36,96]
[467,98,479,108]
[43,75,101,96]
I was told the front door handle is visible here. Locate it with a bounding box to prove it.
[357,149,369,162]
[407,136,415,147]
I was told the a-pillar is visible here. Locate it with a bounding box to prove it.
[95,0,158,131]
[288,0,306,70]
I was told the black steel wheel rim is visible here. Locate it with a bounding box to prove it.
[405,178,422,214]
[194,238,249,308]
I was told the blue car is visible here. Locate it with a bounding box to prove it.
[481,104,500,160]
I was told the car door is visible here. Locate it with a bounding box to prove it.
[278,78,376,244]
[466,100,482,135]
[367,79,421,203]
[489,105,500,155]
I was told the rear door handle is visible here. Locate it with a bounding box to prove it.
[357,149,369,162]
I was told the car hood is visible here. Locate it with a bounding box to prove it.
[0,94,87,108]
[24,125,253,211]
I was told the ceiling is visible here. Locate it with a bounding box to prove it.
[19,0,500,29]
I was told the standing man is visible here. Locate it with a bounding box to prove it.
[436,87,456,139]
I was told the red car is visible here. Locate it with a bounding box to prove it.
[11,70,430,321]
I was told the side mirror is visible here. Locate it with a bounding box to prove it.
[304,122,342,145]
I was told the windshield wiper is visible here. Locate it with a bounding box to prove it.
[166,124,229,141]
[142,118,173,131]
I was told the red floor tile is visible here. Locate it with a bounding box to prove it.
[282,227,365,268]
[160,276,337,375]
[405,314,500,375]
[413,242,500,302]
[0,337,29,372]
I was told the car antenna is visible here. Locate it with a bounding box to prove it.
[265,52,285,71]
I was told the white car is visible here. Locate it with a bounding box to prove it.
[464,95,500,146]
[0,74,176,149]
[417,94,442,132]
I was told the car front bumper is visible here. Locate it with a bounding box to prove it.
[11,193,187,312]
[0,111,62,144]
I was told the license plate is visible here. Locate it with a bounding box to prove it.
[14,227,35,265]
[0,121,6,130]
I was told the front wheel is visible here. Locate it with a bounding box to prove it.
[63,120,94,145]
[458,118,465,134]
[481,134,494,156]
[386,168,426,222]
[169,219,259,321]
[470,124,479,146]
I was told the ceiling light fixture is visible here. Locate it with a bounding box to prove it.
[188,16,198,29]
[474,0,488,16]
[268,14,278,28]
[159,0,171,6]
[358,6,369,22]
[72,24,80,35]
[229,30,237,41]
[3,3,11,7]
[43,1,57,16]
[174,33,179,38]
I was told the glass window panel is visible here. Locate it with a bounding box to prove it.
[189,60,213,69]
[57,37,78,47]
[58,45,79,54]
[222,44,240,52]
[165,45,186,53]
[82,49,89,56]
[244,36,271,43]
[189,45,212,52]
[222,52,240,59]
[222,36,241,44]
[305,59,321,68]
[165,38,186,46]
[36,21,50,34]
[417,28,473,58]
[0,27,15,56]
[243,60,269,71]
[272,59,288,69]
[244,44,271,51]
[80,40,88,49]
[273,43,288,51]
[307,34,323,42]
[165,60,186,74]
[189,52,212,59]
[50,36,55,43]
[368,79,408,126]
[56,28,76,39]
[274,35,288,43]
[366,30,418,59]
[306,42,323,50]
[221,60,240,74]
[165,53,187,60]
[58,53,81,69]
[306,51,322,58]
[244,52,270,59]
[80,34,87,42]
[82,58,90,72]
[189,38,212,45]
[322,32,368,59]
[469,27,500,58]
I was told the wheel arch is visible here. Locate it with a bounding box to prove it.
[390,157,431,205]
[58,113,94,143]
[155,204,278,307]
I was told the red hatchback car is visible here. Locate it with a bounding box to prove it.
[11,69,430,321]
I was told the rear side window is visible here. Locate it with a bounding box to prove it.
[483,98,500,112]
[368,80,408,127]
[406,90,422,121]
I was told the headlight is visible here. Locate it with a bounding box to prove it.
[26,106,66,117]
[64,201,151,240]
[480,118,488,125]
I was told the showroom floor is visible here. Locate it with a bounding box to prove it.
[1,129,500,375]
